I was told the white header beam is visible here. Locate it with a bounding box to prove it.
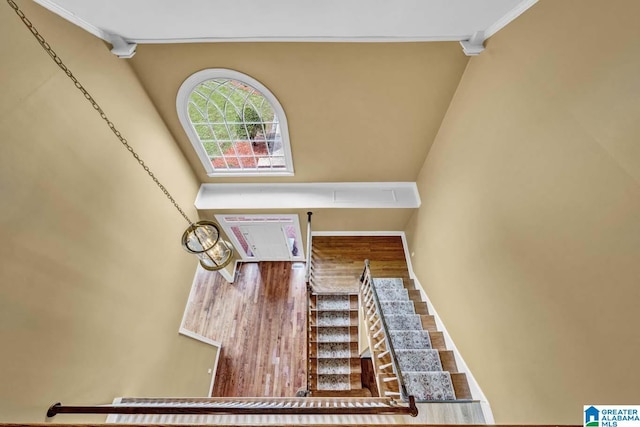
[195,182,421,210]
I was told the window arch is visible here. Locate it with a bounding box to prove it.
[177,69,293,176]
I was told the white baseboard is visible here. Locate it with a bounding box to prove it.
[178,327,222,348]
[179,263,201,333]
[178,328,222,397]
[179,264,223,396]
[312,230,404,237]
[411,275,494,422]
[218,263,234,282]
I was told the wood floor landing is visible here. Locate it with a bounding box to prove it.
[311,236,411,292]
[182,262,307,397]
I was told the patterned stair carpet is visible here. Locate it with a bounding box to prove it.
[313,294,358,391]
[372,278,457,401]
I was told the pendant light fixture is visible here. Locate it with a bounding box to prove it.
[6,0,233,271]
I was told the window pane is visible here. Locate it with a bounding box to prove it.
[284,225,300,257]
[230,226,253,257]
[185,74,290,174]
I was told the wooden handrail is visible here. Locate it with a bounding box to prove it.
[3,424,583,427]
[305,211,313,285]
[46,396,417,417]
[305,211,313,394]
[306,283,312,395]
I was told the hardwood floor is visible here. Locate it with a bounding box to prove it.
[181,236,411,397]
[311,236,410,292]
[182,262,307,397]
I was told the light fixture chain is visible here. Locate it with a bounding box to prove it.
[6,0,193,225]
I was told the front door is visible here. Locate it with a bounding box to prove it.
[217,215,305,262]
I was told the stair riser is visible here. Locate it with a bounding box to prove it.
[309,358,361,374]
[310,311,358,327]
[310,373,363,391]
[311,294,359,309]
[310,326,358,343]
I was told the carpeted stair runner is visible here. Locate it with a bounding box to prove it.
[311,294,362,393]
[384,314,423,330]
[316,327,351,342]
[372,278,457,402]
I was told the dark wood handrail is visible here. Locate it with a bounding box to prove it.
[305,211,313,285]
[46,396,417,417]
[2,424,584,427]
[306,282,312,395]
[305,211,313,394]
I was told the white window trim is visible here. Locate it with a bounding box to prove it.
[176,69,294,177]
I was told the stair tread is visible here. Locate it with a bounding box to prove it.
[372,278,404,290]
[384,314,423,330]
[401,371,456,401]
[316,294,350,310]
[316,373,351,391]
[317,342,352,358]
[316,311,350,326]
[314,326,352,343]
[376,288,410,301]
[380,301,415,316]
[389,330,432,349]
[395,349,442,372]
[317,358,351,374]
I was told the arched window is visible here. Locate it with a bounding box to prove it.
[177,69,293,176]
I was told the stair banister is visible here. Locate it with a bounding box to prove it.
[305,211,312,394]
[305,282,312,395]
[305,211,313,285]
[361,259,411,401]
[46,396,418,417]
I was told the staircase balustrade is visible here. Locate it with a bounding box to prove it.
[305,211,313,395]
[359,259,409,401]
[305,211,313,286]
[359,260,471,403]
[46,396,417,417]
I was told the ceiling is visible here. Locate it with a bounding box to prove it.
[34,0,537,44]
[27,0,540,185]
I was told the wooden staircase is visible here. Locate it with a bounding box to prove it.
[305,236,472,404]
[360,267,473,402]
[308,293,371,397]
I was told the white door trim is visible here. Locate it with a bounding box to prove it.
[216,214,305,262]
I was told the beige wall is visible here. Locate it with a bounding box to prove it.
[0,3,215,422]
[201,208,414,235]
[405,0,640,423]
[202,208,412,278]
[129,42,468,184]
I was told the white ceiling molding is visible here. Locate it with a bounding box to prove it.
[460,31,486,56]
[33,0,108,41]
[484,0,539,39]
[195,183,421,210]
[105,33,137,58]
[33,0,137,58]
[32,0,538,57]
